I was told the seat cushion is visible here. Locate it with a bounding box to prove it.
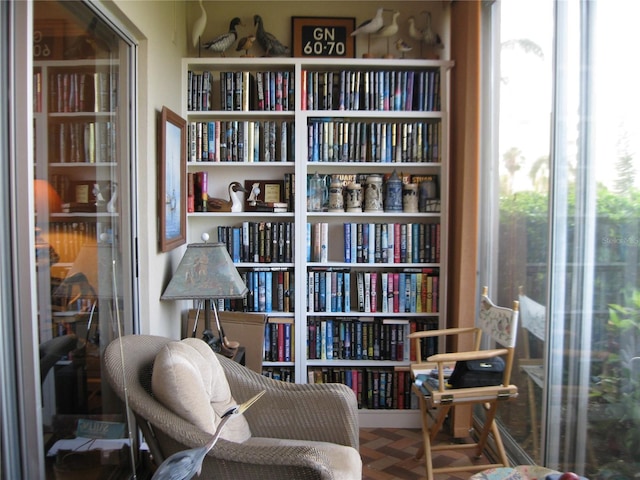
[245,437,362,480]
[151,337,251,442]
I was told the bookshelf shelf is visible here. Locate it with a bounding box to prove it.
[183,56,452,427]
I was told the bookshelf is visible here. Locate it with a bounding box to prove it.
[34,59,120,332]
[182,57,452,427]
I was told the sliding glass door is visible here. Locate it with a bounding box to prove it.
[2,1,138,477]
[482,0,640,477]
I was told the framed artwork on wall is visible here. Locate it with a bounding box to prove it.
[158,106,187,252]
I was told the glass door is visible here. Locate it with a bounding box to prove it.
[33,1,137,477]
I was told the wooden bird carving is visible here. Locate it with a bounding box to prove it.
[236,35,256,57]
[421,11,444,56]
[206,182,247,212]
[351,8,385,37]
[407,16,425,56]
[254,15,290,57]
[395,38,413,59]
[351,8,385,57]
[374,10,400,57]
[202,17,241,56]
[191,0,208,49]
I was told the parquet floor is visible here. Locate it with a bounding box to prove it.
[360,428,492,480]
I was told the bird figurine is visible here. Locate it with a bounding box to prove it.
[395,39,413,59]
[374,10,400,58]
[151,390,266,480]
[191,0,208,51]
[253,15,290,57]
[407,16,425,56]
[206,182,247,212]
[351,8,385,57]
[236,34,256,57]
[421,11,444,58]
[202,17,242,57]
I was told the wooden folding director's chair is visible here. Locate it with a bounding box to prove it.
[408,287,520,480]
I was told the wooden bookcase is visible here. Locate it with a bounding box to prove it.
[182,57,453,427]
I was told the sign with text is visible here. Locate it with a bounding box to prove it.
[292,17,355,58]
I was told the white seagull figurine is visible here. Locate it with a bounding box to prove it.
[351,7,385,57]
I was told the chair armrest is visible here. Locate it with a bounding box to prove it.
[154,418,351,480]
[428,348,508,364]
[202,438,340,480]
[218,354,360,449]
[408,327,479,339]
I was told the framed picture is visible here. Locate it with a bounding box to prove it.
[244,179,287,211]
[291,17,355,58]
[158,106,187,252]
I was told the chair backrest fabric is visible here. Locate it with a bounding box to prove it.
[479,294,519,349]
[518,294,546,342]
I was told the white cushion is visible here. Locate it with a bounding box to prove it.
[151,338,251,443]
[245,437,362,479]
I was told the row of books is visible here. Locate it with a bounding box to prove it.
[216,268,294,313]
[301,69,441,112]
[187,70,295,112]
[47,71,116,113]
[49,121,115,164]
[188,120,295,163]
[261,367,294,382]
[357,270,440,314]
[307,317,409,362]
[308,119,441,163]
[308,367,417,410]
[263,317,294,362]
[306,268,440,314]
[343,222,441,264]
[217,222,294,264]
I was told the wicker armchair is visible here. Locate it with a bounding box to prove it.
[104,335,361,479]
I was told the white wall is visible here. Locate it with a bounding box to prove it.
[106,0,189,338]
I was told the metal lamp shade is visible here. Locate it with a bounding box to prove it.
[160,243,248,301]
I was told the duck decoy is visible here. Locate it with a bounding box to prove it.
[202,17,241,57]
[206,182,247,212]
[191,0,208,51]
[407,16,425,56]
[421,11,444,58]
[254,15,290,57]
[236,34,256,57]
[374,10,400,57]
[351,8,385,57]
[395,38,413,59]
[151,390,266,480]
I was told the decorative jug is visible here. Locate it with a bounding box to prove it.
[346,182,362,212]
[308,172,328,212]
[364,174,384,212]
[328,177,344,212]
[402,183,418,213]
[384,170,403,212]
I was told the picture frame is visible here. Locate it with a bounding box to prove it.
[158,106,187,252]
[244,179,287,211]
[291,17,355,58]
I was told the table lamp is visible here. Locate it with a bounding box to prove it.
[160,235,248,357]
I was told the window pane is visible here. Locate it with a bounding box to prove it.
[490,0,554,466]
[489,0,640,476]
[33,1,135,476]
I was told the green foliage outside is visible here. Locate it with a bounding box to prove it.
[499,184,640,477]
